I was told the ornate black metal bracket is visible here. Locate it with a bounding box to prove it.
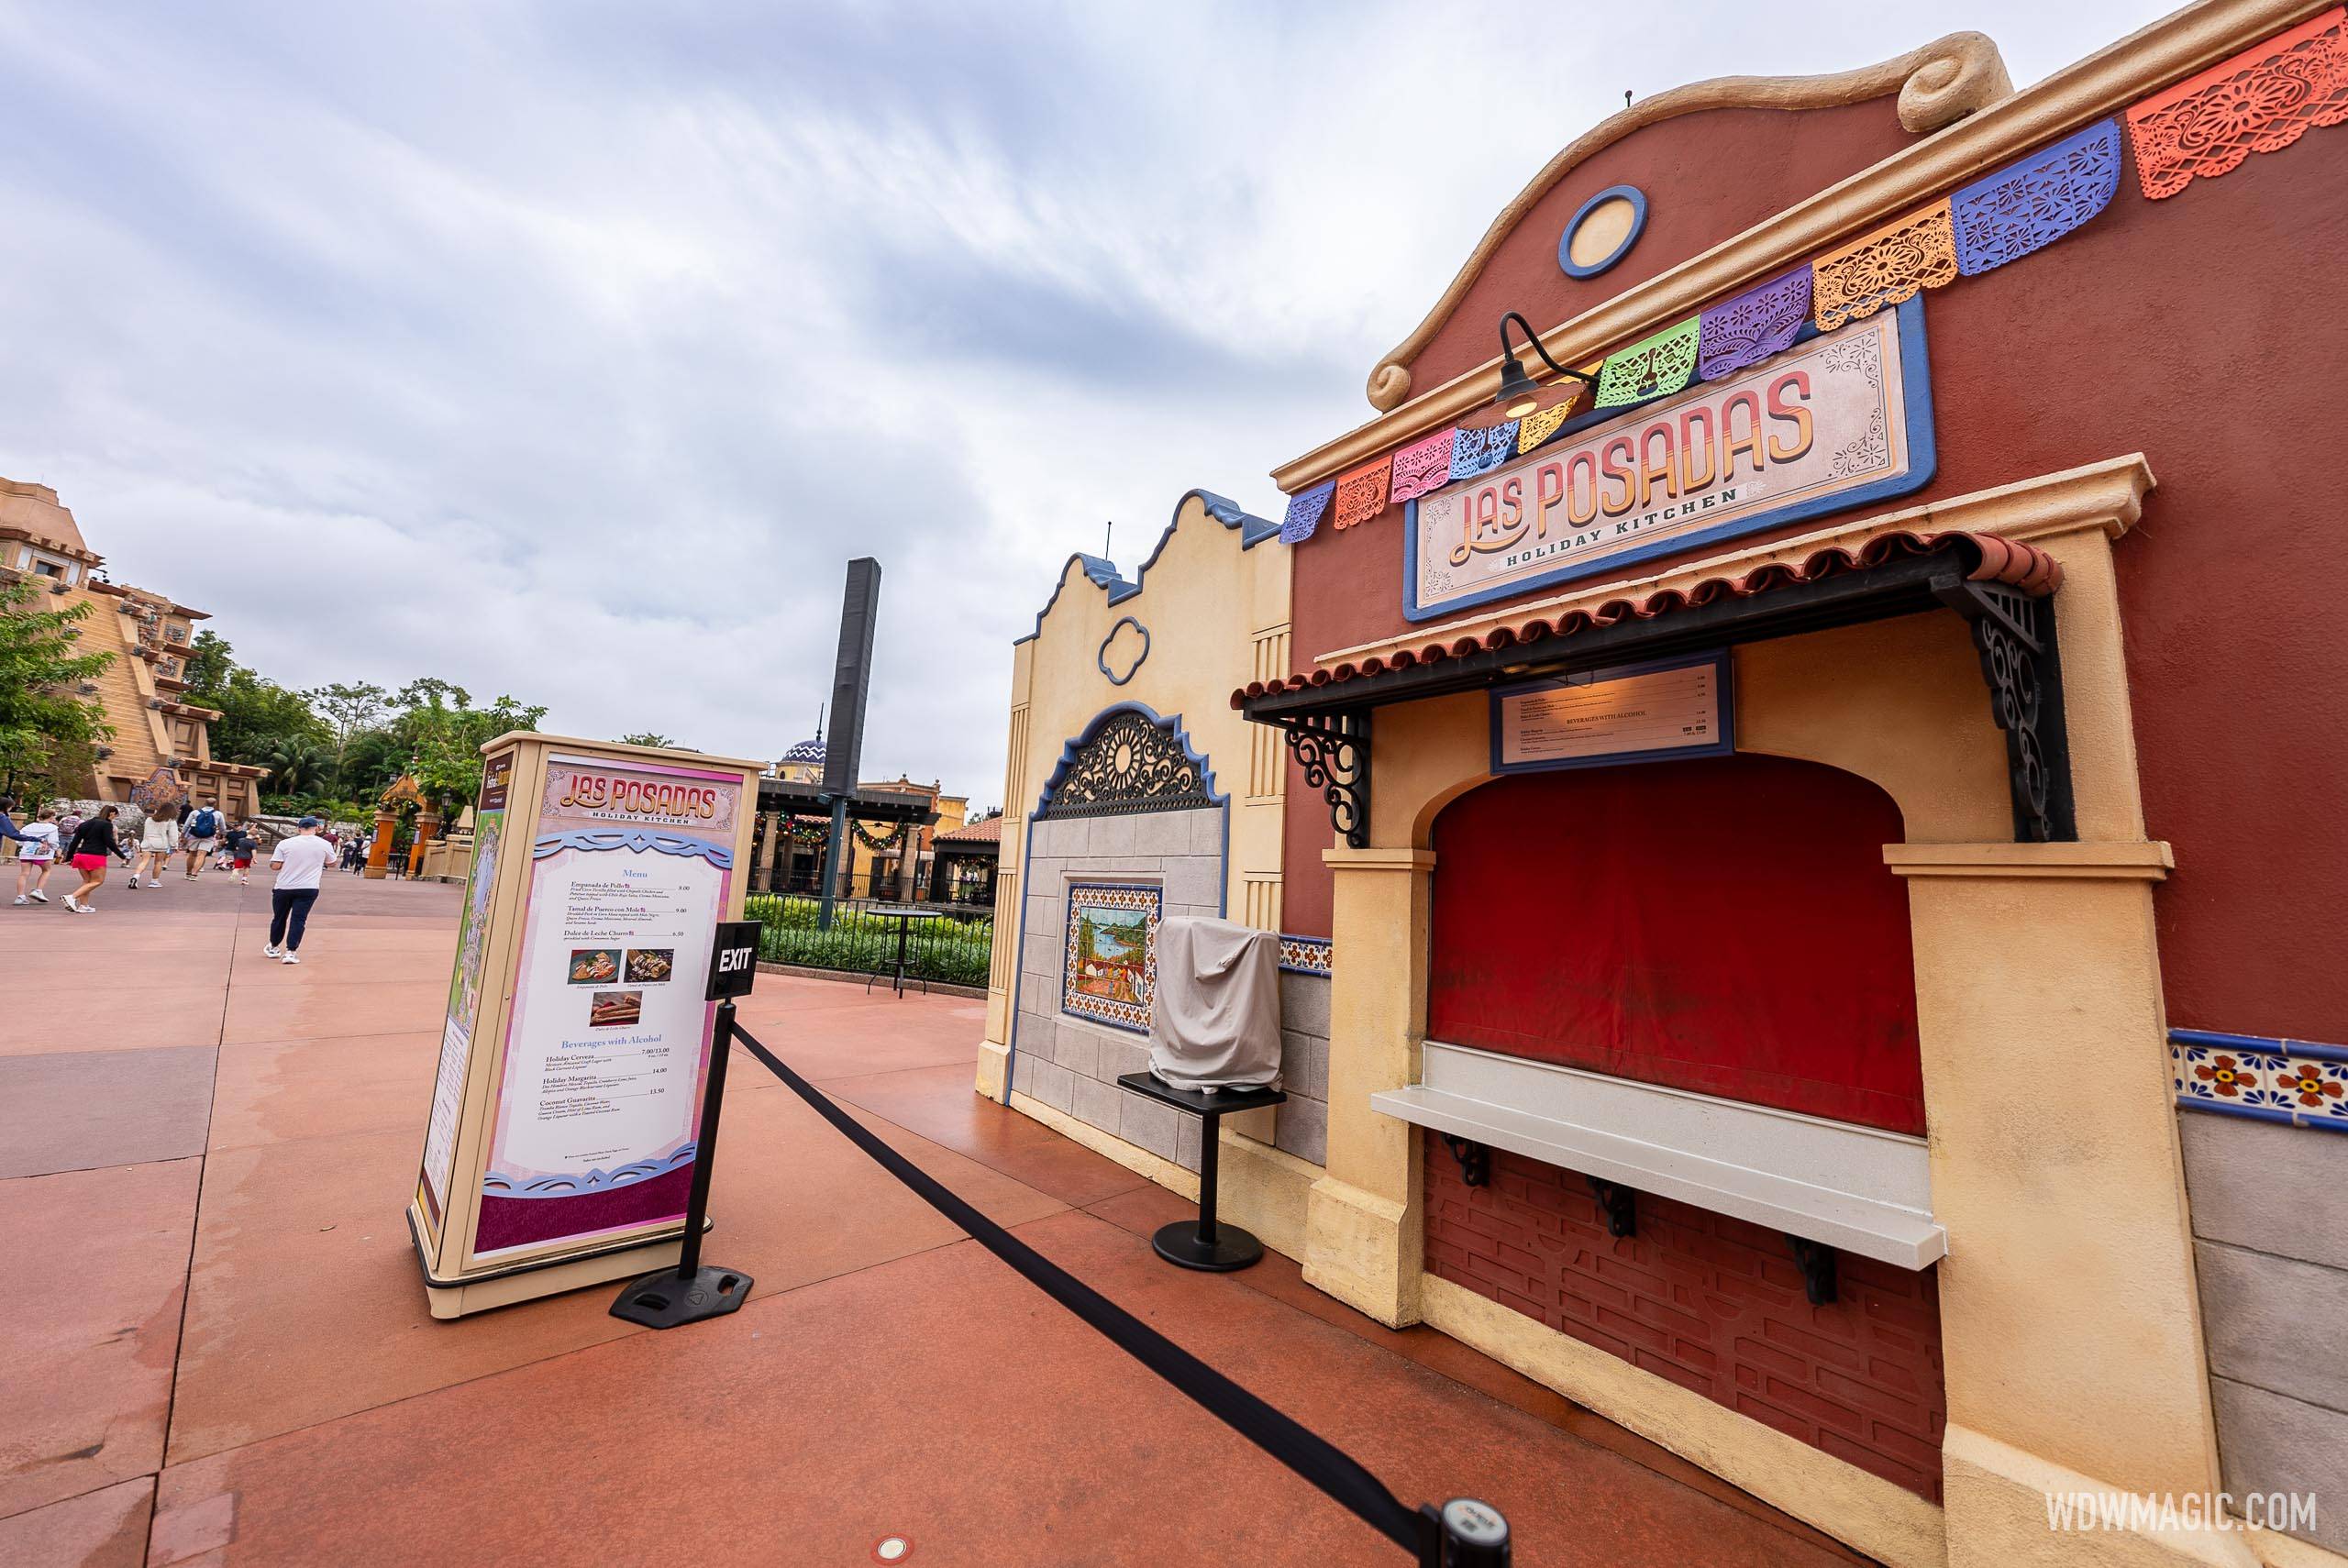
[1937,580,2077,844]
[1441,1134,1491,1187]
[1786,1234,1839,1306]
[1268,709,1371,849]
[1588,1176,1637,1238]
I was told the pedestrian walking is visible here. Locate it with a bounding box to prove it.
[263,816,334,964]
[181,801,224,881]
[225,820,259,886]
[12,807,61,904]
[62,806,131,912]
[130,807,178,889]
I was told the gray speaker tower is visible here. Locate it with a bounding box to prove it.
[816,558,881,926]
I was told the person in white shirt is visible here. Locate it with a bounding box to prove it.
[131,808,179,889]
[11,806,60,904]
[263,816,335,964]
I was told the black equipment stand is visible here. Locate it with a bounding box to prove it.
[862,905,942,998]
[1115,1071,1286,1272]
[609,996,755,1328]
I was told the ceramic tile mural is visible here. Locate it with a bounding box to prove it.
[1062,883,1161,1033]
[2171,1029,2348,1132]
[1278,933,1334,977]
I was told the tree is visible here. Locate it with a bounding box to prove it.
[305,680,390,797]
[206,667,330,765]
[618,732,676,748]
[393,681,548,812]
[181,629,329,766]
[0,577,114,796]
[181,629,235,703]
[262,735,333,796]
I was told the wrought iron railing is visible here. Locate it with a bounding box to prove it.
[741,894,994,988]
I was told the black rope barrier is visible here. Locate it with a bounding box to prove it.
[731,1024,1508,1564]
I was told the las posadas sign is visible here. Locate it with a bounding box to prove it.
[1406,301,1934,620]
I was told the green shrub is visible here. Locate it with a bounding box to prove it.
[748,895,993,987]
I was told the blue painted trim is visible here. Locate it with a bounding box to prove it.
[484,1142,699,1195]
[1559,184,1647,280]
[1002,701,1231,1102]
[1057,881,1163,1035]
[2170,1028,2348,1066]
[1401,296,1937,624]
[1488,649,1734,775]
[1097,615,1151,686]
[2176,1098,2348,1134]
[1013,490,1278,644]
[531,829,734,868]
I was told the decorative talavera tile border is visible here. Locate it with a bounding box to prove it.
[2171,1029,2348,1134]
[1278,934,1333,977]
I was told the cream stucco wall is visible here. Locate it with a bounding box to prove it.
[975,491,1318,1242]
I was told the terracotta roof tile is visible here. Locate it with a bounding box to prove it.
[1234,529,2058,707]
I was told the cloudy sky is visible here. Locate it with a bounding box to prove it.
[0,0,2167,810]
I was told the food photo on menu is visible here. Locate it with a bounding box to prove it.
[588,989,643,1029]
[568,948,621,985]
[624,948,674,984]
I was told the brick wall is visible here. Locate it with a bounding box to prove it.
[1423,1131,1948,1502]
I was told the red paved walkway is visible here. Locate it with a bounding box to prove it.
[0,872,1866,1565]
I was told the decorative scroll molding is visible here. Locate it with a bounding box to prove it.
[1361,32,2012,411]
[1937,580,2076,842]
[1951,118,2123,274]
[1036,706,1218,820]
[1269,710,1370,849]
[1811,202,1959,331]
[1276,2,2327,494]
[2127,6,2348,199]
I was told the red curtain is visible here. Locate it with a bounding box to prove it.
[1428,754,1925,1133]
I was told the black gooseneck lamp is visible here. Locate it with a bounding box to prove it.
[1495,311,1599,420]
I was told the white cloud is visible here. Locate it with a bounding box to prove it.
[0,0,2170,805]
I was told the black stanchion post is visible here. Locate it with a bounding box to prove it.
[1418,1498,1511,1566]
[610,922,763,1329]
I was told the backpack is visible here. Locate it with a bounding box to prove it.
[191,808,218,838]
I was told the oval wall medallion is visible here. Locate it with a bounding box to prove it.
[1098,616,1151,686]
[1558,184,1647,279]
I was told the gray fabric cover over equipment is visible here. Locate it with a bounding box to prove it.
[1147,917,1283,1091]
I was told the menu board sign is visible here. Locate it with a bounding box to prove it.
[419,758,512,1221]
[471,755,743,1259]
[1492,652,1733,773]
[1408,302,1933,620]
